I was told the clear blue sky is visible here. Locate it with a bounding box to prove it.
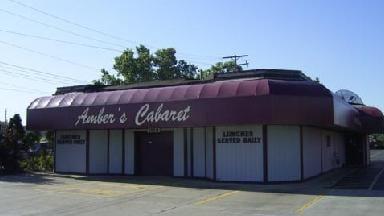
[0,0,383,123]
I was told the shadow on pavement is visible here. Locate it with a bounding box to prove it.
[0,172,56,185]
[1,150,384,198]
[46,167,384,198]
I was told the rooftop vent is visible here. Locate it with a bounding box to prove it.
[214,69,311,81]
[54,69,312,95]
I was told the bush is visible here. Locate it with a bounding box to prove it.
[20,154,53,172]
[369,134,384,149]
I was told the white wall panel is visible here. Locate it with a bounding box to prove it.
[216,125,263,182]
[193,128,205,177]
[109,130,123,174]
[302,127,322,179]
[333,132,345,168]
[89,130,108,174]
[268,126,301,181]
[173,128,184,176]
[124,130,135,175]
[366,135,370,165]
[321,131,334,172]
[55,130,86,173]
[205,127,214,179]
[303,128,345,178]
[186,129,191,176]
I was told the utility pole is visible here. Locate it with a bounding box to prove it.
[4,109,7,125]
[239,60,249,68]
[222,55,248,71]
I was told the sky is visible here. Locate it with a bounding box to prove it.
[0,0,383,124]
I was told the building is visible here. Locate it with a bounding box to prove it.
[26,69,384,183]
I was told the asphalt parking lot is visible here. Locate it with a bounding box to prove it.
[1,151,384,216]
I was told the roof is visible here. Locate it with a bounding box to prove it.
[53,69,311,95]
[29,79,330,110]
[26,69,383,133]
[27,77,337,130]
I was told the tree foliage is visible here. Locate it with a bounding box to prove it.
[0,114,25,172]
[21,131,53,172]
[94,45,198,85]
[370,134,384,149]
[0,115,44,173]
[199,60,242,80]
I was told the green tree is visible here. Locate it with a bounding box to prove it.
[23,131,40,153]
[369,134,384,149]
[94,45,198,85]
[177,60,198,79]
[95,69,122,86]
[154,48,178,80]
[0,114,25,172]
[200,60,242,80]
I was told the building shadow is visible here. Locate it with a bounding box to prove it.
[2,150,383,197]
[0,172,56,185]
[58,166,384,198]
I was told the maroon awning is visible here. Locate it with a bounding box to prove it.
[27,78,339,130]
[355,105,384,133]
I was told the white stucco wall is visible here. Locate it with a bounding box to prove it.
[186,129,191,176]
[124,130,135,175]
[302,127,322,179]
[332,131,345,168]
[205,127,214,179]
[321,130,334,172]
[268,125,301,181]
[173,128,184,176]
[55,130,86,173]
[216,125,263,182]
[89,130,108,174]
[302,127,346,179]
[193,127,206,177]
[109,130,123,174]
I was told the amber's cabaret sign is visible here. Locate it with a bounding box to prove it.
[74,103,191,127]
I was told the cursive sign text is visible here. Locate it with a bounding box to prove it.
[135,103,191,126]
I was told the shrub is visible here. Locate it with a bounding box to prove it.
[21,154,53,172]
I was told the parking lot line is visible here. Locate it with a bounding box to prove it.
[296,195,323,215]
[369,168,384,190]
[32,182,161,198]
[194,190,239,205]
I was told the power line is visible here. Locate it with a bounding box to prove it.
[0,27,213,66]
[0,39,97,71]
[6,0,140,47]
[0,7,126,49]
[0,29,122,53]
[0,67,67,85]
[222,54,249,71]
[0,29,212,69]
[0,80,50,94]
[239,60,249,68]
[0,6,218,67]
[0,60,88,84]
[0,2,221,78]
[222,55,248,66]
[0,64,83,86]
[5,0,222,62]
[0,61,85,84]
[0,86,48,94]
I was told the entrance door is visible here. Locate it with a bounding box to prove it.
[135,131,173,176]
[345,134,364,167]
